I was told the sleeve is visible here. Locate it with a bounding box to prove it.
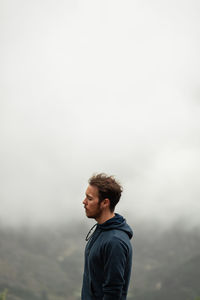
[102,237,128,300]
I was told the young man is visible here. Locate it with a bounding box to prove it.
[81,173,133,300]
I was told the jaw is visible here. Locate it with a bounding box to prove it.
[85,208,103,220]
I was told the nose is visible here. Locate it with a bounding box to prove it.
[83,198,87,205]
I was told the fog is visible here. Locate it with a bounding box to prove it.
[1,0,200,228]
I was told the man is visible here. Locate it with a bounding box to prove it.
[81,173,133,300]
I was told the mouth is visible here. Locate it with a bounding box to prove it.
[84,208,89,214]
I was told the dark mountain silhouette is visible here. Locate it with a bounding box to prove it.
[0,221,199,300]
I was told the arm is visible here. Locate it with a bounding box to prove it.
[102,237,128,300]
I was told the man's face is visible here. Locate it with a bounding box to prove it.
[83,185,103,219]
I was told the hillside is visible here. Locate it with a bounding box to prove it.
[0,221,199,300]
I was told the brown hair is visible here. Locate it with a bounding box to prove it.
[88,173,123,212]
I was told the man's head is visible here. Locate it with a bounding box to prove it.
[88,173,123,212]
[83,173,123,221]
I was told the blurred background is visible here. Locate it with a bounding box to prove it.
[1,0,200,299]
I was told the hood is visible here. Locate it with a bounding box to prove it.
[97,213,133,239]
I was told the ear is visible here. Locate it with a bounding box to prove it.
[102,198,110,209]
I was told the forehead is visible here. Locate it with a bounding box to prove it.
[85,185,99,198]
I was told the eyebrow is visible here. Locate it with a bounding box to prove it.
[86,193,92,198]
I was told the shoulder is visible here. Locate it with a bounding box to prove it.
[101,231,131,253]
[101,229,131,243]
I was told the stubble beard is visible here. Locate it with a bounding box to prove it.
[86,205,103,220]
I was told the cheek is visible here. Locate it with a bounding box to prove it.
[89,203,95,209]
[89,202,98,210]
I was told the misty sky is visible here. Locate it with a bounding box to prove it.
[1,0,200,227]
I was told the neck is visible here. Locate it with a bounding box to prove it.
[95,210,115,224]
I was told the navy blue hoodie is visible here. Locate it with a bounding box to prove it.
[81,213,133,300]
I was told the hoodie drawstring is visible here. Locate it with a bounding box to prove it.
[85,223,97,241]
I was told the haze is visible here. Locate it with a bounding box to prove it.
[1,0,200,227]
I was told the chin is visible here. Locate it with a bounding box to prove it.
[86,213,94,219]
[85,211,91,217]
[86,212,96,219]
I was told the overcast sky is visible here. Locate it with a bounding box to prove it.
[1,0,200,227]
